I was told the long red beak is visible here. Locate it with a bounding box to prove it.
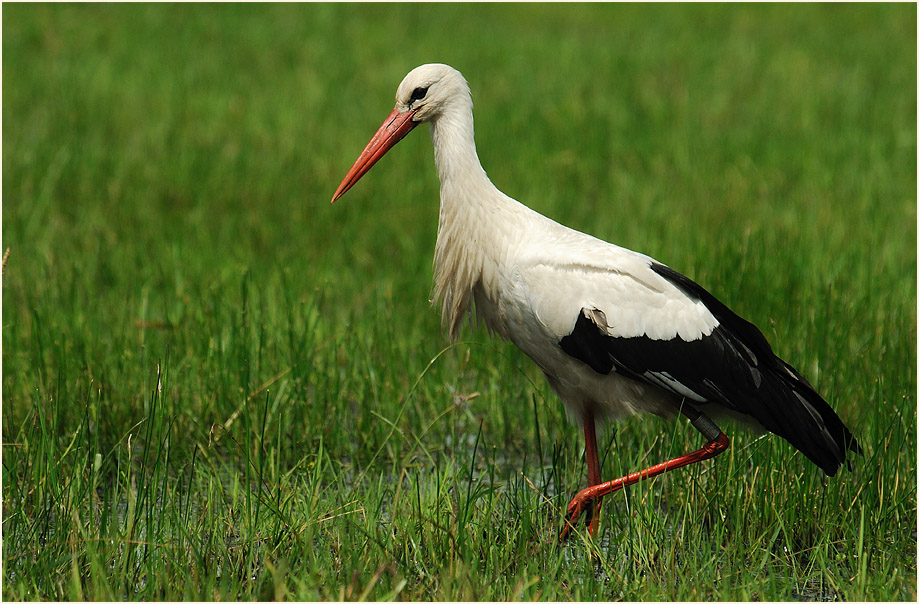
[331,107,419,202]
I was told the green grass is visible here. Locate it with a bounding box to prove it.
[2,3,915,601]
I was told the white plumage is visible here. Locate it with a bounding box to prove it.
[332,63,860,539]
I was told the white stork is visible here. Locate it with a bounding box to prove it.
[331,63,861,539]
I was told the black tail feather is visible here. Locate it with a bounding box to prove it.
[764,358,862,476]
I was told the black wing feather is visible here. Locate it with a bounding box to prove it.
[559,261,861,476]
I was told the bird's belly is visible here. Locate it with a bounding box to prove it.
[494,301,679,424]
[524,340,679,423]
[478,277,678,424]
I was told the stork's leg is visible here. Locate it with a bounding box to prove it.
[559,406,729,541]
[581,407,602,536]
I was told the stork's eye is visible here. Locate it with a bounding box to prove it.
[410,86,429,101]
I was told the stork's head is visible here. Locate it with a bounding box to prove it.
[331,63,469,202]
[393,63,470,123]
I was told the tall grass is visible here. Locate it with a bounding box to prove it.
[3,3,916,600]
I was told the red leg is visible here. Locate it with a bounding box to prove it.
[581,408,602,536]
[560,430,730,541]
[557,408,603,541]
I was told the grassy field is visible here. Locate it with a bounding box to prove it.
[2,3,916,601]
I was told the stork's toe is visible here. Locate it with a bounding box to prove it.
[559,490,597,541]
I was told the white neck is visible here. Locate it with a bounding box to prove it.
[428,98,506,341]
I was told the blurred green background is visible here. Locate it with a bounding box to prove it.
[3,3,915,600]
